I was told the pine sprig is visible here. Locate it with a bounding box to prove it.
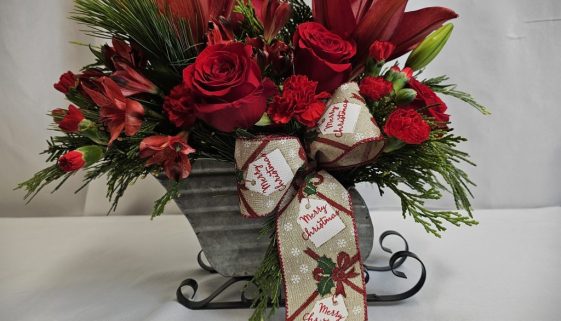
[280,0,313,43]
[348,133,479,237]
[249,216,282,321]
[72,0,199,72]
[424,76,492,115]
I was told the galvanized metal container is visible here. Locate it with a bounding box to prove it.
[158,159,374,277]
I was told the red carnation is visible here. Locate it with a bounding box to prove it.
[267,75,330,128]
[58,151,86,172]
[54,71,78,94]
[140,134,196,181]
[369,41,396,62]
[55,105,85,133]
[408,77,450,126]
[163,85,197,128]
[359,76,393,101]
[384,108,431,144]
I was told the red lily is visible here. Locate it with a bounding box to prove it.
[312,0,458,63]
[139,133,196,181]
[82,77,144,144]
[252,0,292,41]
[111,61,159,97]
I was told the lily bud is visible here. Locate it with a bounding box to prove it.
[395,88,417,105]
[406,24,454,71]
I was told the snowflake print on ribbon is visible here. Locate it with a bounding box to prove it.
[283,222,293,232]
[291,275,301,284]
[291,247,301,257]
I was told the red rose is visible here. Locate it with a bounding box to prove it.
[293,22,356,93]
[58,151,86,172]
[267,75,330,128]
[369,41,396,62]
[183,42,276,132]
[56,105,85,133]
[359,76,393,101]
[384,108,431,144]
[54,71,78,94]
[408,77,449,126]
[140,134,196,181]
[163,85,197,128]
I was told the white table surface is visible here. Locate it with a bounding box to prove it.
[1,208,560,321]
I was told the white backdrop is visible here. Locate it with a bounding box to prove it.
[1,0,560,217]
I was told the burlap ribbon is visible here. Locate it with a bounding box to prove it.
[234,83,384,321]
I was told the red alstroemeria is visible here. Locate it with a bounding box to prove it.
[312,0,458,63]
[82,77,145,144]
[102,37,147,70]
[54,105,85,133]
[252,0,292,41]
[139,134,196,181]
[111,61,159,97]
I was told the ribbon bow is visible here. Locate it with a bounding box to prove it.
[234,82,384,321]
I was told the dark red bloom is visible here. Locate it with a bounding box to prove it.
[82,77,144,144]
[139,134,196,181]
[58,151,86,172]
[183,42,276,132]
[266,40,292,76]
[102,37,147,70]
[408,77,449,126]
[267,75,330,127]
[359,76,393,101]
[54,71,78,94]
[293,22,356,92]
[163,85,197,128]
[56,105,85,133]
[369,40,396,62]
[384,108,431,144]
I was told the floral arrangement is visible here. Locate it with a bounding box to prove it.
[19,1,489,320]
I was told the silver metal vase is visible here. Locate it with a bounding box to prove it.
[158,159,374,277]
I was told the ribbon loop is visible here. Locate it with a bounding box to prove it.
[235,136,305,218]
[310,82,384,170]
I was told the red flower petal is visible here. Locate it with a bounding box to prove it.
[389,7,459,59]
[312,0,357,38]
[352,0,407,62]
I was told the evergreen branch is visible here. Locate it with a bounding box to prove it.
[72,0,199,72]
[152,179,181,218]
[249,216,282,321]
[349,133,479,237]
[280,0,313,43]
[424,76,492,115]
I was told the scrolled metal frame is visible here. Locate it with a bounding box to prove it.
[176,230,426,310]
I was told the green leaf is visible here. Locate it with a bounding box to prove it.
[317,256,336,275]
[317,276,335,297]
